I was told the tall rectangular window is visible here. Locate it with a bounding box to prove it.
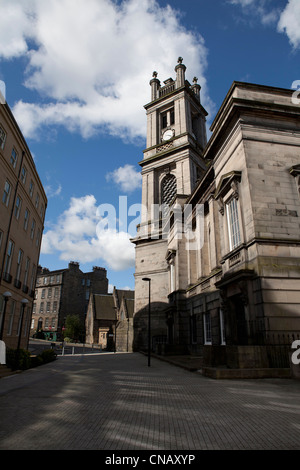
[220,309,226,345]
[16,249,23,281]
[29,180,34,198]
[4,240,14,275]
[0,126,6,149]
[14,195,22,220]
[226,197,241,250]
[2,180,11,206]
[24,257,30,287]
[30,219,36,239]
[20,166,27,184]
[7,300,15,336]
[203,313,212,345]
[24,209,30,231]
[30,264,36,291]
[10,148,18,168]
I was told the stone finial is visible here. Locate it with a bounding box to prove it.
[177,57,183,64]
[193,77,198,84]
[152,71,158,78]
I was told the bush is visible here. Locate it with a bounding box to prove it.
[63,337,72,343]
[30,355,44,368]
[39,349,57,364]
[6,348,31,371]
[6,347,57,371]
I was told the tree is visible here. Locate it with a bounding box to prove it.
[64,315,82,341]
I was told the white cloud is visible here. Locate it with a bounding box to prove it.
[44,184,62,199]
[229,0,300,50]
[1,0,210,142]
[106,164,142,193]
[228,0,281,25]
[41,194,135,271]
[277,0,300,49]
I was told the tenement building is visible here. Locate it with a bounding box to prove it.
[0,100,47,350]
[32,262,108,341]
[132,58,300,374]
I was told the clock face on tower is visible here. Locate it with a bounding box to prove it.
[162,129,174,142]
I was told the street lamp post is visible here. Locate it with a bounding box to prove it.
[142,278,151,367]
[0,292,12,341]
[17,299,29,351]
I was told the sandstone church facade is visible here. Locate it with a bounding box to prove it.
[132,58,300,373]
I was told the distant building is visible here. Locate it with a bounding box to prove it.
[132,58,300,375]
[32,262,108,341]
[0,101,47,350]
[85,287,134,351]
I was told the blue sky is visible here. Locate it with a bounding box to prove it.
[0,0,299,291]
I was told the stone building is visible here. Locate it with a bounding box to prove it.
[0,100,47,350]
[132,58,300,374]
[31,262,108,341]
[85,287,134,351]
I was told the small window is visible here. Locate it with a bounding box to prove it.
[170,109,175,125]
[14,195,22,220]
[30,265,36,291]
[2,180,11,206]
[24,257,30,286]
[4,240,14,275]
[7,300,15,335]
[10,148,18,168]
[0,126,6,149]
[36,228,41,247]
[162,112,168,129]
[203,313,212,345]
[24,209,30,231]
[29,180,34,197]
[226,197,241,250]
[40,302,44,313]
[30,219,36,239]
[220,309,226,345]
[16,249,23,281]
[35,193,39,209]
[20,166,27,184]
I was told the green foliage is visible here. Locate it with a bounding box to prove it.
[63,337,72,343]
[6,347,57,371]
[6,348,31,371]
[39,349,57,363]
[64,315,83,341]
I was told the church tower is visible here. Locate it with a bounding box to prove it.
[132,58,208,352]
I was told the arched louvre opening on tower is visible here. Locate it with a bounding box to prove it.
[161,174,177,217]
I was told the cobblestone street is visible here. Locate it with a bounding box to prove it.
[0,352,300,451]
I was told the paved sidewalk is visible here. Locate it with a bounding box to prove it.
[0,352,300,450]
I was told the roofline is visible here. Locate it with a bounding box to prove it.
[210,81,295,133]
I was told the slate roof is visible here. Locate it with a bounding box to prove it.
[93,294,116,321]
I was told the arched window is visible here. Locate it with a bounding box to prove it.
[161,174,177,211]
